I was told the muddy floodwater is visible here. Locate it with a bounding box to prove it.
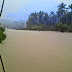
[0,29,72,72]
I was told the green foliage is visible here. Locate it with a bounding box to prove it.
[0,27,5,32]
[69,4,72,12]
[27,11,58,28]
[0,26,6,43]
[27,11,45,26]
[62,12,72,25]
[57,3,67,19]
[52,24,69,32]
[68,25,72,32]
[0,31,6,43]
[26,3,72,32]
[27,24,48,31]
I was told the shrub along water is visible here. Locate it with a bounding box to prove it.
[0,27,5,32]
[51,24,72,32]
[0,27,6,43]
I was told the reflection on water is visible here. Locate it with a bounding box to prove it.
[0,29,72,72]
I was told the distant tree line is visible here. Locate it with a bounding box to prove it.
[27,11,58,29]
[26,3,72,32]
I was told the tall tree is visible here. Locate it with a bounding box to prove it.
[44,12,49,24]
[69,4,72,25]
[49,11,58,25]
[57,3,67,20]
[0,0,5,17]
[27,12,39,27]
[62,12,72,25]
[69,4,72,12]
[38,11,45,24]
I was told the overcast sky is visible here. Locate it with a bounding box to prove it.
[0,0,72,21]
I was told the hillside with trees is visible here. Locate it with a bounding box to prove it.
[26,3,72,32]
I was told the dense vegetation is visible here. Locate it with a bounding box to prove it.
[26,3,72,32]
[0,24,6,43]
[0,27,5,32]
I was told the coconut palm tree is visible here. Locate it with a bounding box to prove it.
[69,4,72,25]
[57,3,67,19]
[0,0,5,17]
[69,4,72,12]
[57,3,67,24]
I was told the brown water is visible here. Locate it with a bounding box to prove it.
[0,29,72,72]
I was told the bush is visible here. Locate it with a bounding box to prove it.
[0,27,5,32]
[68,25,72,32]
[27,24,48,31]
[52,24,69,32]
[0,31,6,43]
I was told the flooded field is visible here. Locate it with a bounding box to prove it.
[0,29,72,72]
